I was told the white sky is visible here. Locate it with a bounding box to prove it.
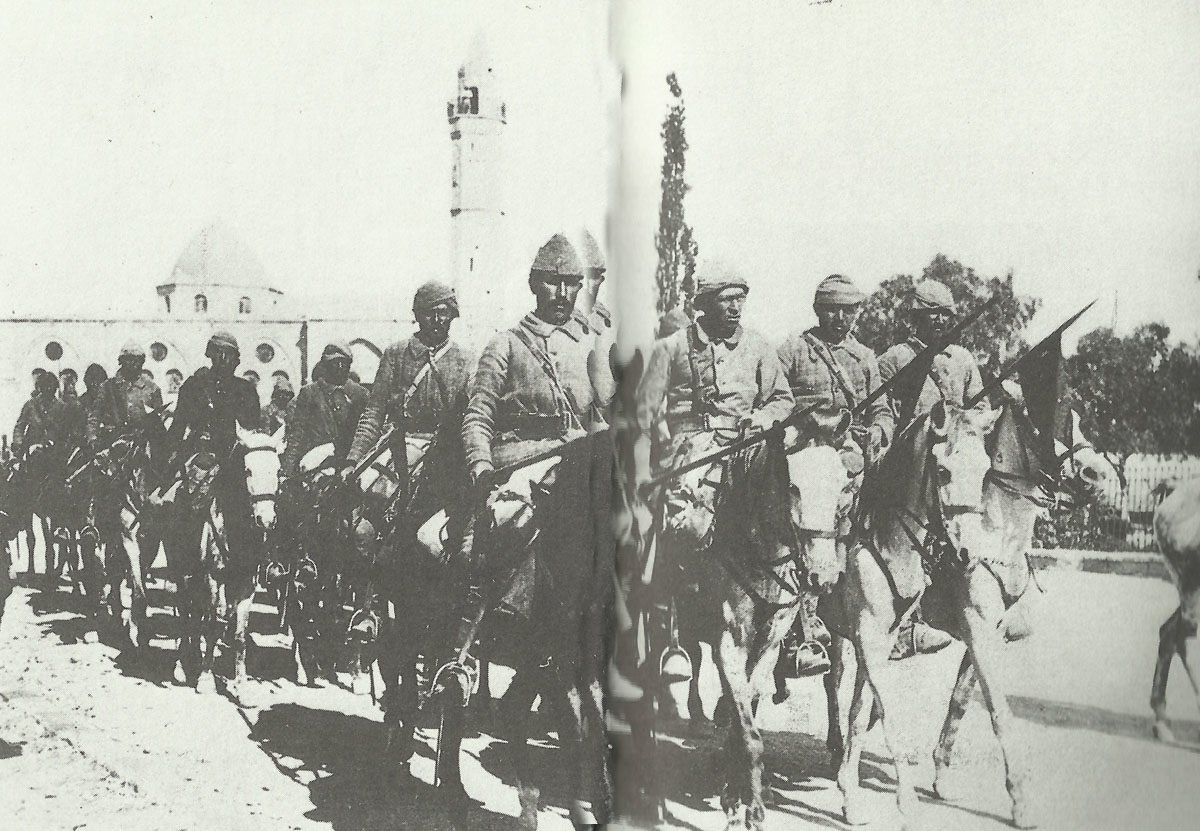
[3,0,1198,352]
[616,0,1200,349]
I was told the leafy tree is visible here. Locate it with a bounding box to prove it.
[1067,324,1200,456]
[855,254,1041,377]
[653,73,698,318]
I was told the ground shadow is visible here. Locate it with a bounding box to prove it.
[1011,694,1200,749]
[0,739,24,760]
[250,702,512,831]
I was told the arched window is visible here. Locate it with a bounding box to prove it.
[239,296,252,314]
[194,294,208,313]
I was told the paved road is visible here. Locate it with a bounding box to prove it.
[2,545,1199,830]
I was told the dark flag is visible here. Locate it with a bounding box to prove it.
[1017,332,1062,460]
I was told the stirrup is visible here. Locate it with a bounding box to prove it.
[347,609,379,643]
[428,658,478,708]
[659,645,693,683]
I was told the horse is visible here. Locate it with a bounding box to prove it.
[170,423,282,697]
[823,402,1115,828]
[825,400,1001,830]
[414,430,615,829]
[278,439,400,689]
[1150,476,1200,743]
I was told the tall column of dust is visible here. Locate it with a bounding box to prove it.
[447,36,512,350]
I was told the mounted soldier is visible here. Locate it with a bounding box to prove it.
[261,377,295,436]
[13,370,67,460]
[280,342,367,478]
[568,228,617,411]
[774,274,893,681]
[347,280,474,482]
[634,260,793,699]
[877,278,981,658]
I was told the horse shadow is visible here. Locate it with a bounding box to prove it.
[1010,694,1200,750]
[248,702,512,830]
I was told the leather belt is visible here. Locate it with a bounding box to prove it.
[496,413,571,440]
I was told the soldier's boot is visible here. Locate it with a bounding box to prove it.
[776,594,832,702]
[890,608,953,660]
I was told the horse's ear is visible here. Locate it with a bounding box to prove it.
[835,408,852,443]
[930,400,949,439]
[270,423,285,450]
[234,420,251,445]
[979,405,1002,435]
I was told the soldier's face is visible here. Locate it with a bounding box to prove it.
[814,303,860,342]
[914,309,953,342]
[417,303,455,344]
[118,355,145,377]
[703,288,746,333]
[211,346,239,375]
[324,357,351,386]
[531,273,582,325]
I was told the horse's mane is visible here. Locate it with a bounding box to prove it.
[858,411,939,544]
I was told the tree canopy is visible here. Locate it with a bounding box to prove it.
[653,73,697,320]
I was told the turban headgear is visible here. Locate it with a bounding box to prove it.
[530,234,584,277]
[207,330,240,353]
[693,259,749,303]
[119,340,145,359]
[413,280,459,318]
[912,279,956,312]
[814,274,866,306]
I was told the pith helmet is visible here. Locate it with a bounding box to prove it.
[530,234,584,277]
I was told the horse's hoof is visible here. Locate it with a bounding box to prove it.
[195,674,217,695]
[351,672,371,696]
[1153,721,1176,743]
[172,662,189,686]
[82,630,99,645]
[772,686,790,705]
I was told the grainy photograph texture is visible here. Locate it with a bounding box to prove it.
[1,2,1199,830]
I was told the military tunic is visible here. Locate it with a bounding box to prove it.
[86,373,165,447]
[12,395,69,457]
[281,379,369,476]
[636,322,793,455]
[463,313,604,471]
[348,337,475,463]
[878,338,983,425]
[777,329,893,448]
[165,368,260,460]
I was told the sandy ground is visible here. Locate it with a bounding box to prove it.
[3,537,1200,831]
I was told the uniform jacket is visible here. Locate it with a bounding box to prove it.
[878,338,983,426]
[777,328,894,443]
[12,395,69,456]
[463,313,603,470]
[261,401,290,435]
[86,373,165,446]
[570,301,617,411]
[164,368,260,459]
[348,336,474,462]
[636,321,793,443]
[281,379,368,475]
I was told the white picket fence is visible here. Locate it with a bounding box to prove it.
[1094,454,1200,550]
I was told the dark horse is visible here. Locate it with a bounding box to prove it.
[410,430,615,830]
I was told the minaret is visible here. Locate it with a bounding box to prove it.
[448,34,509,347]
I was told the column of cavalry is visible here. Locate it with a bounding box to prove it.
[0,230,1124,831]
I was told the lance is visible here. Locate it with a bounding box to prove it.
[639,293,1001,494]
[965,299,1097,409]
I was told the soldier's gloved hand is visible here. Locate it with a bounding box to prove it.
[338,462,357,484]
[739,413,771,437]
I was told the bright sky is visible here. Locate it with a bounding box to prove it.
[0,0,612,318]
[3,1,1198,353]
[615,0,1200,350]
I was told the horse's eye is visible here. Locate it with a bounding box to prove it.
[937,465,952,486]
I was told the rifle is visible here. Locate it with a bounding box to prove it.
[641,294,1002,493]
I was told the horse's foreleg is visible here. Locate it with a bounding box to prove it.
[1172,597,1200,728]
[933,650,977,799]
[1151,609,1180,742]
[824,632,853,767]
[197,575,221,694]
[837,642,875,826]
[713,621,764,831]
[229,571,257,684]
[963,608,1036,829]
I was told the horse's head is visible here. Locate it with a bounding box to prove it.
[928,400,1001,559]
[1057,410,1117,504]
[235,422,284,530]
[787,408,854,592]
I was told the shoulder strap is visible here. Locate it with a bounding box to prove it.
[686,325,713,416]
[512,326,584,429]
[804,333,859,410]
